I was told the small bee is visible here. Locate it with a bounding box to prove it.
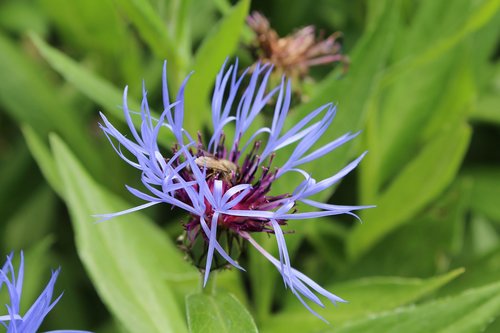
[194,156,239,182]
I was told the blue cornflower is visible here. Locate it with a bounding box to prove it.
[0,252,92,333]
[99,60,372,320]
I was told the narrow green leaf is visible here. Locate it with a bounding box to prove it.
[184,0,250,135]
[186,291,258,333]
[38,0,142,82]
[347,122,471,260]
[0,140,34,221]
[371,51,475,194]
[380,0,500,88]
[30,34,176,145]
[261,269,463,333]
[51,134,197,333]
[466,168,500,222]
[3,186,56,250]
[471,214,499,255]
[436,246,500,297]
[30,34,142,119]
[280,0,399,199]
[250,2,400,323]
[171,0,192,61]
[0,32,102,182]
[330,281,500,333]
[249,2,400,323]
[114,0,186,88]
[348,179,472,278]
[19,238,54,313]
[472,93,500,125]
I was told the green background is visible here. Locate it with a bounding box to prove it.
[1,0,500,332]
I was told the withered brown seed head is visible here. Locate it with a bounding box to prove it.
[247,11,349,79]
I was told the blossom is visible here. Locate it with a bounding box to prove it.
[247,11,348,79]
[0,252,92,332]
[98,60,371,321]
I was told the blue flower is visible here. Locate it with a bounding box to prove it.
[99,60,372,321]
[0,252,92,333]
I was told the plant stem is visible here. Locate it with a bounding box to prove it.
[201,270,217,295]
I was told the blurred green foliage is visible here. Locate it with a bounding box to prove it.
[0,0,499,332]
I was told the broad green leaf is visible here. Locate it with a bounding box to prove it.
[51,134,198,333]
[330,281,500,333]
[348,122,471,260]
[21,125,63,195]
[186,291,258,333]
[261,269,463,333]
[216,269,249,309]
[184,0,250,135]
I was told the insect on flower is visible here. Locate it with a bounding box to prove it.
[194,155,239,183]
[98,59,373,321]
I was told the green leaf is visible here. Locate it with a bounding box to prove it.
[0,32,103,183]
[471,214,499,256]
[375,49,472,188]
[38,0,142,82]
[114,0,186,88]
[380,0,500,88]
[437,246,500,297]
[19,238,54,313]
[30,34,143,120]
[287,0,399,190]
[330,281,500,333]
[347,122,471,260]
[249,1,401,323]
[0,139,35,221]
[473,93,500,125]
[261,269,463,333]
[467,168,500,222]
[0,0,48,35]
[184,0,250,135]
[3,185,56,250]
[186,291,258,333]
[31,34,176,145]
[346,179,471,278]
[21,125,63,195]
[51,134,198,333]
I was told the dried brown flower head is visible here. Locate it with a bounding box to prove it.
[247,11,349,79]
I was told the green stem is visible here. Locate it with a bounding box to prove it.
[202,270,217,295]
